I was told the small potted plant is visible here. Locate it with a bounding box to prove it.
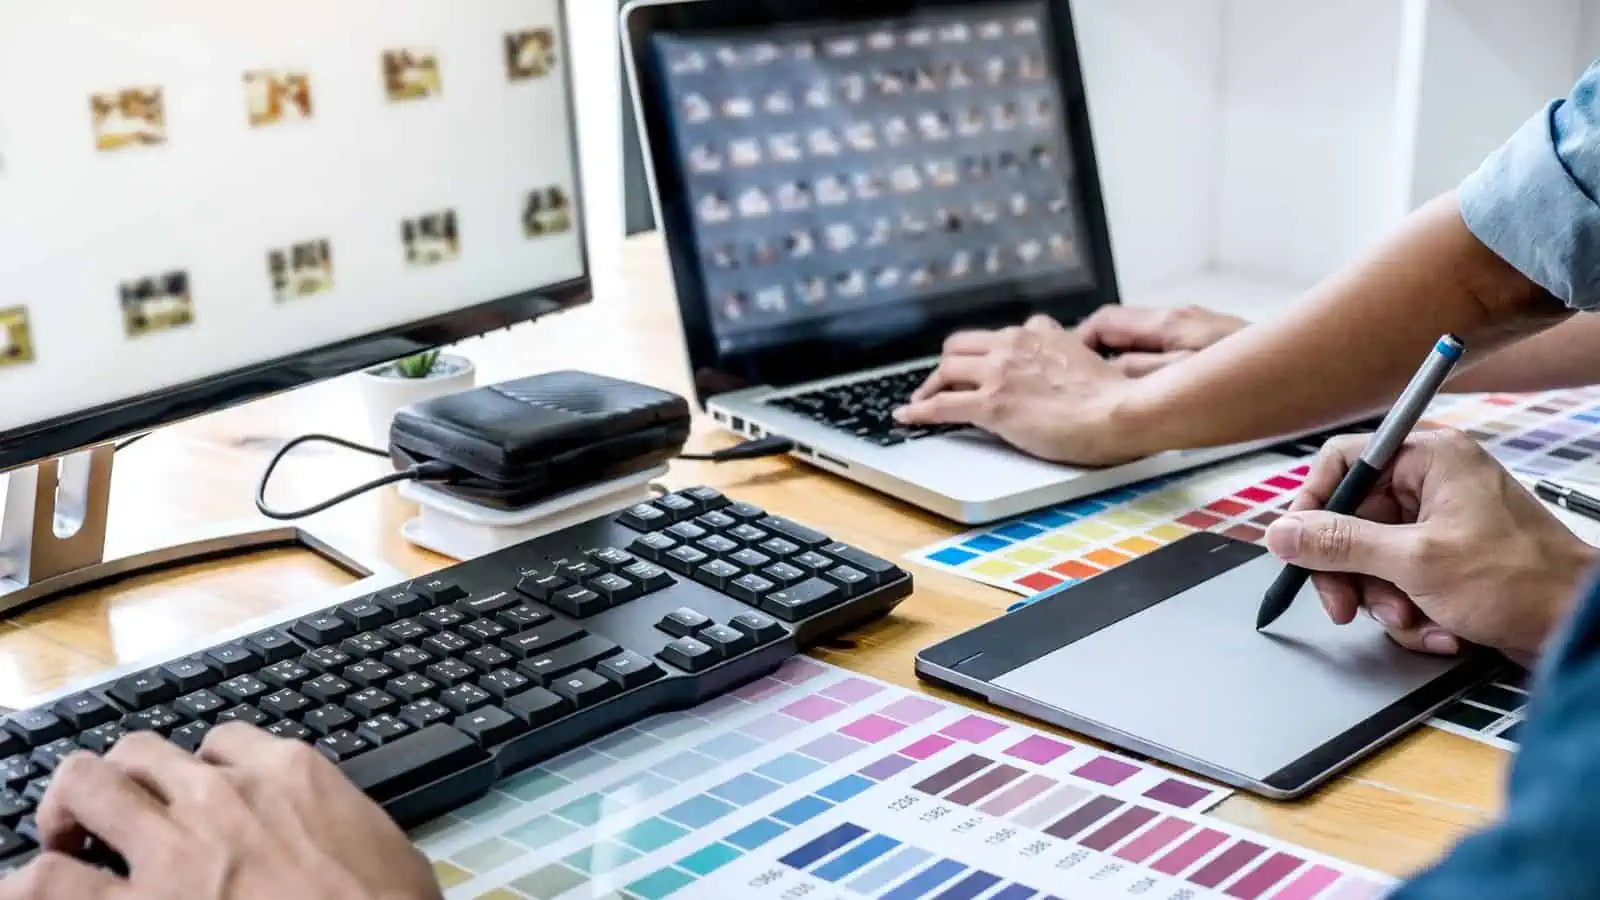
[358,348,476,447]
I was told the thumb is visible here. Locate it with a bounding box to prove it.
[1265,511,1413,580]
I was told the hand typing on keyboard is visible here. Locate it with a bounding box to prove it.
[0,724,440,900]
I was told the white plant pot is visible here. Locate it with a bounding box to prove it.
[359,354,476,448]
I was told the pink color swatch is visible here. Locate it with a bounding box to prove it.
[1266,475,1304,492]
[1227,853,1308,899]
[978,774,1057,816]
[821,678,886,704]
[779,695,846,723]
[839,714,908,744]
[731,679,788,702]
[772,657,828,684]
[1236,487,1279,503]
[940,714,1009,743]
[1144,778,1214,809]
[1005,734,1072,765]
[1075,755,1140,786]
[1270,865,1344,900]
[878,696,945,724]
[1152,828,1229,876]
[900,734,956,760]
[1115,818,1195,864]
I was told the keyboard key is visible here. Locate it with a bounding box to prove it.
[762,562,808,587]
[341,632,392,658]
[464,645,515,674]
[479,669,532,700]
[658,637,718,673]
[375,589,430,619]
[757,516,828,547]
[303,704,356,736]
[421,607,469,632]
[261,660,312,689]
[727,524,770,544]
[438,684,492,715]
[556,561,604,583]
[629,532,678,561]
[724,502,765,521]
[426,658,477,688]
[790,550,835,574]
[170,721,213,753]
[415,582,468,607]
[343,661,396,689]
[730,548,773,570]
[387,673,440,703]
[623,561,674,593]
[108,671,175,710]
[500,620,584,658]
[697,510,738,530]
[729,573,777,605]
[655,494,698,521]
[665,522,708,543]
[460,619,508,645]
[383,646,433,674]
[664,545,710,574]
[261,689,313,720]
[495,604,552,632]
[515,573,571,603]
[699,624,754,658]
[731,611,787,643]
[549,586,606,617]
[455,591,515,618]
[52,695,116,731]
[504,688,568,728]
[345,688,399,720]
[356,715,411,747]
[246,630,302,664]
[266,720,314,742]
[762,579,843,621]
[303,674,354,705]
[215,705,269,728]
[160,658,220,693]
[823,565,870,597]
[822,543,901,585]
[0,824,31,860]
[397,700,452,731]
[682,486,729,510]
[217,675,270,705]
[380,618,432,644]
[697,535,740,556]
[550,669,620,708]
[4,712,68,749]
[588,547,637,571]
[78,723,126,754]
[175,690,227,722]
[21,780,49,806]
[337,599,393,631]
[694,559,744,591]
[0,788,30,823]
[29,739,78,773]
[760,537,803,558]
[0,758,35,790]
[423,631,474,658]
[337,723,488,803]
[123,705,183,734]
[658,607,711,638]
[303,646,353,674]
[316,730,371,763]
[455,705,526,747]
[588,573,639,605]
[292,614,353,647]
[516,635,621,687]
[597,652,664,690]
[618,503,670,531]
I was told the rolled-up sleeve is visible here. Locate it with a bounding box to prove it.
[1460,62,1600,310]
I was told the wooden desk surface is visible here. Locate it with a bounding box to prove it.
[0,232,1504,881]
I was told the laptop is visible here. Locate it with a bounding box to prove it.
[622,0,1295,524]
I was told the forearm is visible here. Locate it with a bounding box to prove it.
[1113,192,1568,454]
[1446,314,1600,394]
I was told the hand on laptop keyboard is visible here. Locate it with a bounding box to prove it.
[768,365,965,446]
[2,725,440,900]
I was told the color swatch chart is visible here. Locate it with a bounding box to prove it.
[404,657,1396,900]
[1423,386,1600,488]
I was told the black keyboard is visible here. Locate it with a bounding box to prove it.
[0,487,911,873]
[766,366,964,446]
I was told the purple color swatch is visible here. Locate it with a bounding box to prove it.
[779,695,846,723]
[900,734,956,760]
[1075,756,1140,787]
[821,678,885,703]
[1144,778,1214,809]
[798,733,863,763]
[839,714,907,744]
[940,714,1009,743]
[878,695,946,724]
[860,754,917,781]
[1005,734,1072,765]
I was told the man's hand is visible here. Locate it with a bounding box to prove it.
[1075,305,1249,377]
[894,315,1143,465]
[1265,430,1596,664]
[0,725,442,900]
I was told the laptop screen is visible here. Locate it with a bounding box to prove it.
[629,0,1119,400]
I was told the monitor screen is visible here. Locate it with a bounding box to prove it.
[0,0,587,466]
[649,1,1094,357]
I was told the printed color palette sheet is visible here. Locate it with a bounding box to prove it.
[412,658,1392,899]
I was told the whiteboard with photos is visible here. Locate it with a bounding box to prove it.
[0,0,584,435]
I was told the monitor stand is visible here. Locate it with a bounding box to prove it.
[0,445,394,617]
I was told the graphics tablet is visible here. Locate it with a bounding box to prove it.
[915,533,1502,799]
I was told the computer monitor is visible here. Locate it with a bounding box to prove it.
[0,0,591,611]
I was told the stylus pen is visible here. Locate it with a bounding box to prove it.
[1255,334,1465,630]
[1535,480,1600,525]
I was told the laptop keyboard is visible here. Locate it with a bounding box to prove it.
[766,366,965,447]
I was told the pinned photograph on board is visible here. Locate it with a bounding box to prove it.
[0,306,35,369]
[909,261,936,287]
[524,186,573,237]
[244,71,313,127]
[873,70,907,96]
[865,217,893,247]
[1021,53,1048,80]
[993,101,1020,131]
[949,249,974,278]
[90,87,166,152]
[872,266,902,291]
[939,23,972,43]
[1014,16,1041,35]
[1029,96,1055,125]
[838,75,868,104]
[403,210,460,266]
[824,36,861,58]
[844,122,877,152]
[926,159,958,187]
[824,223,858,252]
[958,107,986,136]
[891,164,923,193]
[1031,144,1055,168]
[1049,233,1077,262]
[748,42,782,66]
[852,172,884,200]
[918,111,952,141]
[505,29,558,81]
[383,48,441,102]
[120,271,194,338]
[867,30,897,52]
[268,239,334,303]
[804,81,832,109]
[883,116,912,147]
[913,66,939,92]
[721,95,755,119]
[984,57,1008,85]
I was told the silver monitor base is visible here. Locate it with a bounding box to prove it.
[0,445,389,617]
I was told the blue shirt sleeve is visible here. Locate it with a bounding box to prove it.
[1390,568,1600,899]
[1460,62,1600,310]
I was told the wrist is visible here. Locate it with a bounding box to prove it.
[1103,374,1177,461]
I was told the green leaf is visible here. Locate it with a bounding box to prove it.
[394,349,439,378]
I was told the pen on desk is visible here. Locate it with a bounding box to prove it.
[1255,334,1465,631]
[1535,480,1600,525]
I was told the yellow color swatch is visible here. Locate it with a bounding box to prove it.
[1039,534,1087,553]
[1117,537,1162,556]
[1132,495,1189,516]
[1006,546,1054,566]
[433,861,474,890]
[1148,523,1194,543]
[972,558,1023,579]
[474,891,527,900]
[1072,522,1118,541]
[1103,510,1151,529]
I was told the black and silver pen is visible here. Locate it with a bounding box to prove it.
[1255,334,1466,630]
[1535,480,1600,525]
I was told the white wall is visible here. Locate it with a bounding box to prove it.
[565,0,625,302]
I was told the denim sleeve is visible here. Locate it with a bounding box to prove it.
[1460,62,1600,310]
[1389,569,1600,900]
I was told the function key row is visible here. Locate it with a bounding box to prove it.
[656,608,788,672]
[516,551,676,618]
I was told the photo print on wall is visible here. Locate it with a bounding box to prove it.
[0,306,35,369]
[90,87,166,152]
[383,48,441,102]
[403,210,459,266]
[120,271,194,338]
[523,185,572,237]
[244,70,314,127]
[268,239,334,303]
[505,29,557,80]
